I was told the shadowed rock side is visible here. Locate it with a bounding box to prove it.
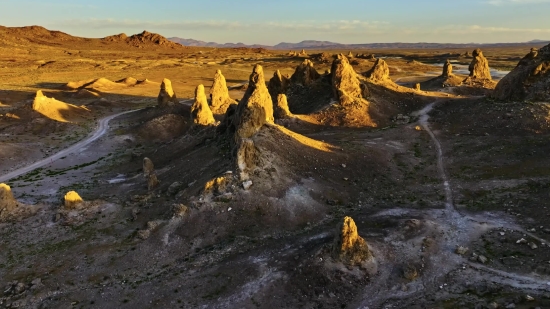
[267,70,290,104]
[274,94,293,119]
[468,48,492,80]
[333,216,372,266]
[331,54,369,105]
[157,78,178,108]
[191,84,215,126]
[233,64,274,139]
[494,44,550,101]
[0,183,18,214]
[64,191,84,210]
[209,70,237,114]
[290,59,321,86]
[364,58,391,83]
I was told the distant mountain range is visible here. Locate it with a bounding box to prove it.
[168,37,550,50]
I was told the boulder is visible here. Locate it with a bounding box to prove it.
[365,58,391,82]
[274,94,292,119]
[157,78,178,108]
[64,191,83,209]
[494,44,550,101]
[468,48,492,80]
[233,64,274,139]
[191,84,215,126]
[209,70,237,114]
[0,183,17,213]
[290,59,321,86]
[331,54,368,105]
[333,216,372,265]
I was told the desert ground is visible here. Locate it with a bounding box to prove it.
[1,26,550,309]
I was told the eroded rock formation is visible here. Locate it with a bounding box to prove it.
[331,54,368,105]
[234,64,274,139]
[191,84,215,126]
[494,44,550,101]
[468,49,492,80]
[443,59,453,77]
[267,70,290,102]
[290,59,321,86]
[274,94,292,119]
[365,58,391,83]
[333,216,372,265]
[209,70,237,114]
[158,78,178,108]
[143,157,159,191]
[0,183,17,213]
[64,191,83,209]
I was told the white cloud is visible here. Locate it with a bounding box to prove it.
[434,25,550,34]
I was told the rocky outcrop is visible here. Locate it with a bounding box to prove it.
[290,60,321,86]
[442,59,453,77]
[310,52,333,63]
[364,58,391,83]
[468,49,492,80]
[331,54,369,105]
[233,64,274,139]
[143,157,160,190]
[158,78,178,108]
[298,49,307,57]
[347,51,354,59]
[267,70,290,108]
[209,70,237,114]
[0,183,17,213]
[274,94,293,119]
[64,191,83,209]
[494,45,550,101]
[333,216,372,265]
[191,84,216,126]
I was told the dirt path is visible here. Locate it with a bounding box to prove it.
[0,109,140,183]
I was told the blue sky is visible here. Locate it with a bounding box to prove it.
[0,0,549,44]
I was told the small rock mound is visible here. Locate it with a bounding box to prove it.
[267,70,290,104]
[274,94,293,119]
[191,84,215,126]
[331,54,369,105]
[209,70,237,114]
[364,58,391,83]
[143,157,159,191]
[33,90,89,122]
[347,51,354,59]
[494,44,550,101]
[298,49,307,57]
[333,216,372,265]
[468,48,492,80]
[290,59,321,86]
[64,191,84,209]
[310,52,333,63]
[139,114,187,141]
[158,78,178,108]
[233,64,274,139]
[0,183,18,213]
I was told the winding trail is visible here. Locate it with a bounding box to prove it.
[0,109,140,183]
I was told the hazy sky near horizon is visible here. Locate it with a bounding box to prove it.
[0,0,549,44]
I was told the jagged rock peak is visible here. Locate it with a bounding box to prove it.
[191,84,215,126]
[290,59,321,85]
[267,70,290,104]
[468,48,492,80]
[494,43,550,101]
[157,78,178,108]
[234,64,274,139]
[209,70,237,114]
[365,58,391,82]
[333,216,372,265]
[331,54,367,105]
